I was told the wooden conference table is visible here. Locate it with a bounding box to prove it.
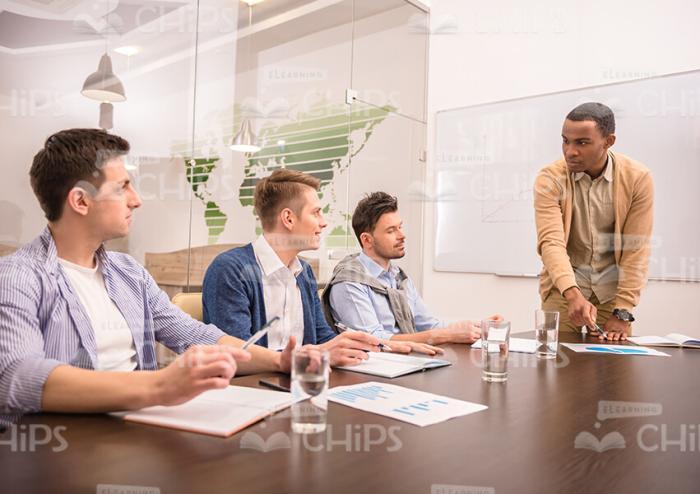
[1,332,698,494]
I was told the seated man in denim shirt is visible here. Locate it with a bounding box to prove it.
[0,129,293,427]
[323,192,501,345]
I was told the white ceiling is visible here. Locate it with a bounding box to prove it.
[0,1,189,51]
[0,0,425,57]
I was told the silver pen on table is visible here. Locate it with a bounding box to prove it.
[586,322,608,340]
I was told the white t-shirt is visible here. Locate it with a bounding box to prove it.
[58,257,137,371]
[252,235,305,351]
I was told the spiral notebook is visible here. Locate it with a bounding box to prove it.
[112,385,297,437]
[628,333,700,348]
[337,352,451,378]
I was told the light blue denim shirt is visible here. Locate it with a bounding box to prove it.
[329,252,442,340]
[0,227,225,424]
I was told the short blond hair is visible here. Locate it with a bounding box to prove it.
[253,169,320,230]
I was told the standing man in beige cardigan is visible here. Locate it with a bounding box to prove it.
[534,102,654,340]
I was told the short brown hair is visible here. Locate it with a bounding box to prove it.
[253,169,320,230]
[352,192,398,247]
[29,128,130,221]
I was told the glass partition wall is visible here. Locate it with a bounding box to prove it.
[0,0,428,296]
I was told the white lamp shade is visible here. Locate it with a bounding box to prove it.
[81,53,126,102]
[230,119,261,153]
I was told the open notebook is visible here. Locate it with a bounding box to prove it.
[337,352,451,378]
[112,386,297,437]
[628,333,700,348]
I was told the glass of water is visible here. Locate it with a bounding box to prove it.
[535,310,560,359]
[481,320,510,382]
[291,347,330,434]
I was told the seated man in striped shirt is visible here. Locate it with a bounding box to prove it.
[0,129,313,426]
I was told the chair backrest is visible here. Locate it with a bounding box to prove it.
[145,243,321,293]
[0,244,18,257]
[172,292,203,321]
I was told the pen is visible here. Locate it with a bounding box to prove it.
[259,378,291,393]
[242,316,281,349]
[589,322,608,340]
[335,322,392,352]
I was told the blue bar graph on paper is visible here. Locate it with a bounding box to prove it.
[410,403,430,411]
[328,382,489,426]
[585,346,649,355]
[330,384,458,419]
[330,384,393,403]
[392,399,451,416]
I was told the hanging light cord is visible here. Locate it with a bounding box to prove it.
[185,0,202,291]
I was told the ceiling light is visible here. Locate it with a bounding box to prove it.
[230,119,261,153]
[81,53,126,102]
[114,45,142,57]
[230,4,261,153]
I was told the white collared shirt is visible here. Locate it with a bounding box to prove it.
[252,235,305,350]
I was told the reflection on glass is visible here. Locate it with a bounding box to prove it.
[351,0,428,123]
[1,1,428,296]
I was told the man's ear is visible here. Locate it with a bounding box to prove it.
[604,133,616,149]
[360,232,372,249]
[65,186,90,217]
[280,207,295,231]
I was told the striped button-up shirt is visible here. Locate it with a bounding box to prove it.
[0,227,225,424]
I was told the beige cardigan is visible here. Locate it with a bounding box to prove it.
[534,152,654,310]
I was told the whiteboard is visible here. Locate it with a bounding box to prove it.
[434,69,700,281]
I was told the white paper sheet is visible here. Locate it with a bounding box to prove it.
[328,382,487,427]
[471,337,537,354]
[560,343,670,357]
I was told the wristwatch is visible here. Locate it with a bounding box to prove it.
[613,308,635,323]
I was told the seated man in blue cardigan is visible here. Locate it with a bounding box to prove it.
[203,169,439,366]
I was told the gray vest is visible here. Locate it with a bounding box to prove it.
[321,253,416,334]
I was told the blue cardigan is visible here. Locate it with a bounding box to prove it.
[202,243,336,347]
